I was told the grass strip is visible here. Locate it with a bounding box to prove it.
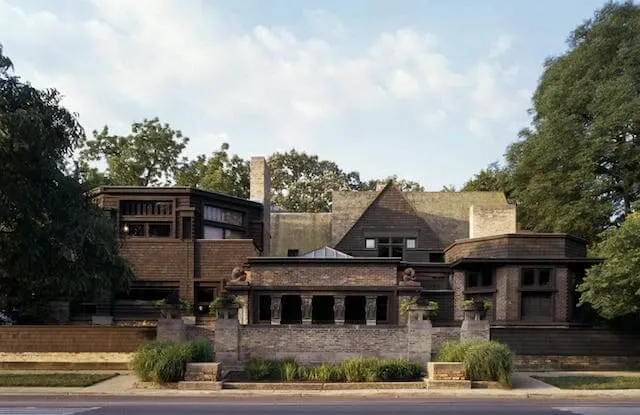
[533,375,640,390]
[0,373,118,387]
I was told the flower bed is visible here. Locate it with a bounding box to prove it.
[244,357,424,383]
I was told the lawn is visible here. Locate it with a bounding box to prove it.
[0,373,118,387]
[533,375,640,390]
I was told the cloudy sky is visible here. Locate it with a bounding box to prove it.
[1,0,610,189]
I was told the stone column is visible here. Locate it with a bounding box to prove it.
[366,295,377,326]
[452,271,465,321]
[270,295,281,325]
[302,295,313,324]
[333,295,345,325]
[407,306,432,362]
[460,318,490,341]
[214,306,240,367]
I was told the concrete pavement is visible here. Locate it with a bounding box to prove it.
[1,371,640,400]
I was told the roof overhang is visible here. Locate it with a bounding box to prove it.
[448,257,604,268]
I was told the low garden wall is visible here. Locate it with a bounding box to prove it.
[239,325,411,363]
[0,325,156,352]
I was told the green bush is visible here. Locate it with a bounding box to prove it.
[184,338,214,363]
[280,360,299,382]
[377,359,423,381]
[130,341,174,382]
[153,343,190,383]
[245,358,275,380]
[463,341,513,386]
[341,357,380,382]
[435,340,483,362]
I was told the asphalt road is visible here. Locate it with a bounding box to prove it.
[0,397,640,415]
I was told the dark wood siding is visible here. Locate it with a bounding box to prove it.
[335,186,442,260]
[491,328,640,356]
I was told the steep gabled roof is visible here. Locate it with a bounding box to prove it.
[334,182,443,250]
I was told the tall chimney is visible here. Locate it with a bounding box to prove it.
[250,157,271,255]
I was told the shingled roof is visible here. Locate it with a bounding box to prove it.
[331,185,509,247]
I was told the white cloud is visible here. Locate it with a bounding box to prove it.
[0,0,524,152]
[489,34,514,59]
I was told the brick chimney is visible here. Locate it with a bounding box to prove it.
[250,157,271,255]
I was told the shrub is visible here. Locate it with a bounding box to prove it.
[184,338,214,363]
[463,341,513,386]
[341,357,380,382]
[130,341,174,382]
[435,340,483,362]
[280,360,299,382]
[245,358,275,380]
[153,343,190,383]
[377,359,423,381]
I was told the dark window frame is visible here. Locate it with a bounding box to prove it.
[520,268,555,291]
[464,269,495,292]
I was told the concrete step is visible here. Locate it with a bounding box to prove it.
[425,379,472,389]
[178,381,223,390]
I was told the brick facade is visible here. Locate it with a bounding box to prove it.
[248,262,397,287]
[0,326,155,353]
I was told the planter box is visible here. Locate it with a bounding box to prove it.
[427,362,465,381]
[184,362,220,382]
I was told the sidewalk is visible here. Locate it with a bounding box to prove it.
[1,372,640,400]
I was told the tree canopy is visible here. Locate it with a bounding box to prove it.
[175,143,249,199]
[0,45,131,320]
[79,117,189,186]
[577,212,640,319]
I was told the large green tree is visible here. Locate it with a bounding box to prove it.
[462,162,511,194]
[577,212,640,318]
[0,45,131,319]
[175,143,249,198]
[504,1,640,243]
[79,117,189,186]
[267,150,363,212]
[362,175,425,192]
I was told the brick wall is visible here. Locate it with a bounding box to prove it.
[249,263,397,287]
[198,240,257,281]
[469,205,516,239]
[239,325,410,363]
[121,240,193,281]
[0,326,155,352]
[555,267,569,322]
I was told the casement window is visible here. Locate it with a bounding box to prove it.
[520,268,554,321]
[203,205,244,226]
[120,200,173,216]
[365,237,417,258]
[122,222,172,238]
[465,270,494,289]
[203,225,245,240]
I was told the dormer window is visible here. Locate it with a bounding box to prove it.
[365,238,376,249]
[406,238,416,249]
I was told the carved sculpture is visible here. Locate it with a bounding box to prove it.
[302,296,313,320]
[333,297,345,321]
[230,266,247,282]
[403,267,416,282]
[365,297,377,321]
[270,297,281,320]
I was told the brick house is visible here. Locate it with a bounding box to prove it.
[87,155,599,330]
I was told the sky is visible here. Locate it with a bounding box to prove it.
[0,0,616,190]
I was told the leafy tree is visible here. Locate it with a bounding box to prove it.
[577,212,640,319]
[440,185,457,192]
[0,45,131,320]
[505,1,640,243]
[267,150,363,212]
[79,117,189,186]
[362,175,425,192]
[462,162,512,195]
[175,143,249,198]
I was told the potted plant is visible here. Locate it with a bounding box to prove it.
[180,299,196,325]
[209,294,244,319]
[399,297,418,316]
[425,300,439,319]
[462,299,476,320]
